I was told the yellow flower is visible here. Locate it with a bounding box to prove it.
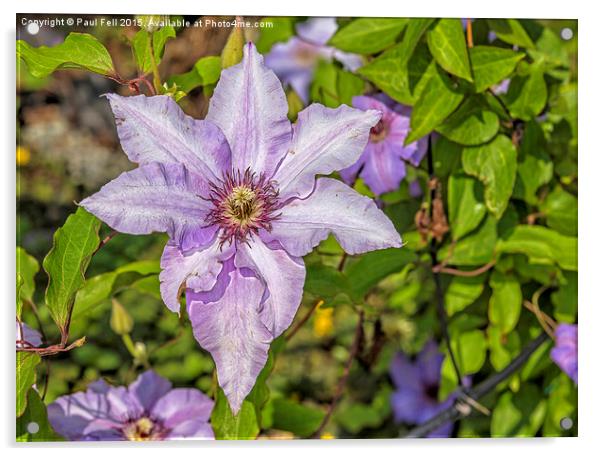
[320,432,336,439]
[16,146,30,166]
[313,302,333,338]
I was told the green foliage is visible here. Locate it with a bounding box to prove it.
[16,352,41,417]
[491,384,547,437]
[17,33,115,78]
[17,389,61,441]
[256,17,295,53]
[330,18,408,54]
[168,56,221,94]
[221,26,244,69]
[489,271,522,334]
[267,397,325,437]
[487,19,535,49]
[436,95,499,146]
[43,208,101,338]
[427,19,473,81]
[541,186,578,236]
[132,26,175,74]
[448,174,487,240]
[504,67,548,120]
[470,46,525,92]
[16,247,39,319]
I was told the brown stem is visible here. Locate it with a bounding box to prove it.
[16,337,86,357]
[311,309,364,438]
[337,252,348,272]
[433,261,496,277]
[285,299,323,342]
[93,230,118,255]
[466,19,474,48]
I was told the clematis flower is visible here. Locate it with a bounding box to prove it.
[265,17,363,103]
[16,321,42,348]
[551,323,578,384]
[389,341,454,438]
[340,95,428,196]
[80,42,401,413]
[47,371,214,441]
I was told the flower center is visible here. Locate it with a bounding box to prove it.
[207,169,280,245]
[369,119,388,143]
[123,417,161,441]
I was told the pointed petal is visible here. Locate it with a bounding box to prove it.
[273,104,381,200]
[235,238,306,337]
[159,239,231,314]
[105,94,231,182]
[359,142,407,196]
[206,42,291,177]
[187,266,272,414]
[265,177,401,256]
[296,17,338,45]
[151,389,214,430]
[166,418,215,440]
[416,341,444,388]
[80,162,213,250]
[128,370,172,413]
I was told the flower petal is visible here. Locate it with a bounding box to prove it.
[296,17,338,45]
[80,162,214,250]
[105,94,231,182]
[359,141,407,196]
[159,239,231,314]
[151,389,214,430]
[235,237,306,337]
[128,370,172,413]
[165,418,215,440]
[273,104,381,200]
[416,341,444,388]
[187,264,272,414]
[265,177,402,257]
[206,42,291,177]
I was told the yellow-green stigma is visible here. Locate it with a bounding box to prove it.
[123,417,157,441]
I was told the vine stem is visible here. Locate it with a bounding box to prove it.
[433,260,496,277]
[311,309,364,438]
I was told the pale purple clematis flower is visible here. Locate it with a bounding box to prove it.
[340,95,428,196]
[80,43,401,413]
[16,321,42,348]
[265,17,363,103]
[551,323,578,384]
[492,78,510,95]
[390,341,454,438]
[48,371,214,441]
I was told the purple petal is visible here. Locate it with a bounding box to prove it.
[187,267,272,414]
[391,389,427,424]
[416,341,444,388]
[206,42,292,177]
[165,418,215,440]
[16,321,42,347]
[389,352,422,391]
[296,17,338,45]
[235,238,306,337]
[106,386,144,421]
[265,177,402,257]
[333,49,364,72]
[128,371,172,413]
[80,162,214,250]
[273,104,381,200]
[159,239,232,314]
[338,150,366,187]
[551,323,578,383]
[359,141,407,196]
[105,94,231,183]
[151,389,214,430]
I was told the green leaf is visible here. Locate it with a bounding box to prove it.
[16,352,41,417]
[445,274,486,315]
[432,136,462,178]
[542,374,577,436]
[462,135,518,219]
[448,174,487,240]
[496,225,577,271]
[487,19,536,49]
[489,271,522,334]
[427,19,472,81]
[436,95,499,146]
[440,330,487,399]
[256,17,295,53]
[330,18,408,54]
[305,262,350,300]
[43,208,101,338]
[406,66,464,144]
[358,28,435,106]
[132,26,176,74]
[513,122,553,204]
[488,325,521,371]
[336,401,383,434]
[541,186,577,236]
[551,271,577,323]
[438,215,497,266]
[504,69,548,120]
[168,55,221,93]
[336,69,365,105]
[221,26,244,69]
[269,398,325,437]
[469,45,525,92]
[17,389,62,441]
[491,384,547,437]
[16,247,39,319]
[310,60,339,107]
[17,33,116,78]
[72,260,161,321]
[345,248,417,299]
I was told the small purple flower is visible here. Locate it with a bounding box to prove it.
[80,43,401,413]
[47,371,214,441]
[340,95,428,196]
[265,17,363,103]
[492,78,510,95]
[389,341,453,438]
[551,323,578,384]
[16,321,42,348]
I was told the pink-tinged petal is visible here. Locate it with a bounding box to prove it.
[206,42,291,177]
[296,17,338,45]
[159,239,231,314]
[360,142,407,196]
[166,418,214,440]
[274,104,381,200]
[333,49,364,72]
[187,267,272,414]
[16,321,42,347]
[128,370,172,412]
[105,94,231,182]
[266,177,402,256]
[235,238,306,337]
[80,162,213,250]
[338,150,366,187]
[106,386,144,420]
[151,389,214,430]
